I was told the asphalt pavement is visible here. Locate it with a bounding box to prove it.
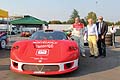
[0,36,120,80]
[0,46,120,80]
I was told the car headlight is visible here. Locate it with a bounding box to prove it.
[69,46,78,51]
[12,46,19,50]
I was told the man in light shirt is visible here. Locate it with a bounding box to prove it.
[110,24,116,47]
[87,18,99,58]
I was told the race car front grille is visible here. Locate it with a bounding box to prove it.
[22,64,59,72]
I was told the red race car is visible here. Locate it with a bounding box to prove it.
[10,30,79,75]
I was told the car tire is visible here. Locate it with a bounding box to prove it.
[0,40,6,49]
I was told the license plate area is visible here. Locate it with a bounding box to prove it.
[36,49,49,56]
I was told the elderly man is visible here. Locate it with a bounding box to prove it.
[87,18,99,58]
[68,17,86,57]
[96,16,108,58]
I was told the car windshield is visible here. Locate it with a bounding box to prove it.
[30,31,67,40]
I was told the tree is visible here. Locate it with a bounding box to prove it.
[70,9,80,20]
[67,20,74,24]
[106,21,114,26]
[67,9,80,24]
[62,21,67,24]
[80,19,87,26]
[49,20,62,24]
[86,12,97,23]
[115,21,120,25]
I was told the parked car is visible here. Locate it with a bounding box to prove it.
[10,30,79,75]
[0,31,9,49]
[20,31,31,37]
[0,24,18,35]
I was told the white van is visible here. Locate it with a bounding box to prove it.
[0,24,18,35]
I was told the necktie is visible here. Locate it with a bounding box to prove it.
[99,23,102,34]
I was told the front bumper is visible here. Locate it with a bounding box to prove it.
[10,59,78,75]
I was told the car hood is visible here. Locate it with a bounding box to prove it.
[10,40,78,63]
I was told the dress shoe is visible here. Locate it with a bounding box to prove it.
[94,56,99,59]
[81,53,86,57]
[98,55,102,57]
[101,56,106,58]
[89,55,94,57]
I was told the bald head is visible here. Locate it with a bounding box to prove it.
[98,16,103,22]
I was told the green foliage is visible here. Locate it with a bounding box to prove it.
[62,21,67,24]
[106,21,114,26]
[48,10,117,25]
[66,9,88,25]
[67,19,74,24]
[80,19,87,26]
[70,9,80,20]
[115,29,120,36]
[49,20,62,24]
[67,9,80,24]
[86,12,97,23]
[115,21,120,25]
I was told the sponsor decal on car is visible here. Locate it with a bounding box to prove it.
[34,71,45,74]
[35,44,54,48]
[30,57,48,62]
[33,41,58,48]
[36,49,49,56]
[33,41,58,44]
[37,49,49,55]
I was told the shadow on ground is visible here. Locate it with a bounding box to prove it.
[0,47,120,79]
[0,50,10,58]
[0,65,10,71]
[40,47,120,78]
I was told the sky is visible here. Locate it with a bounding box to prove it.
[0,0,120,22]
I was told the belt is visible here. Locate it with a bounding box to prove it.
[88,35,96,36]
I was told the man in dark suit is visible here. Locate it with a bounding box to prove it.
[96,16,108,58]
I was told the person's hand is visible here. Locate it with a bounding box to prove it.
[101,35,104,39]
[67,32,72,37]
[96,38,98,41]
[62,30,65,31]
